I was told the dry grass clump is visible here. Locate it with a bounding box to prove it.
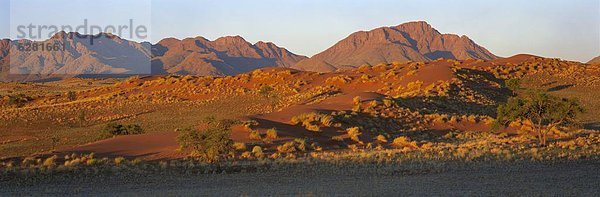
[375,135,388,143]
[42,155,57,167]
[331,135,345,141]
[242,120,259,130]
[114,157,126,165]
[266,128,278,139]
[251,146,264,158]
[392,136,419,149]
[248,130,262,140]
[276,138,308,153]
[352,96,362,112]
[290,112,337,132]
[346,127,362,143]
[277,141,297,153]
[233,142,247,151]
[353,96,361,105]
[257,85,275,97]
[356,64,372,73]
[1,93,33,108]
[325,75,353,84]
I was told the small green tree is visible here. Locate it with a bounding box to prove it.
[101,123,144,137]
[177,127,233,162]
[203,115,216,125]
[504,78,521,93]
[50,135,60,150]
[67,91,77,101]
[78,110,86,127]
[496,91,583,146]
[258,85,274,97]
[101,123,125,137]
[123,124,144,135]
[8,94,31,107]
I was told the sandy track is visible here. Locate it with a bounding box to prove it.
[1,160,598,196]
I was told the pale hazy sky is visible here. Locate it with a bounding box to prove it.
[1,0,599,62]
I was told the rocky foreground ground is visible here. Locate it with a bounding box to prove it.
[1,160,598,196]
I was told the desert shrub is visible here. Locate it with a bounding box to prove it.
[276,138,309,153]
[252,146,264,158]
[383,99,393,107]
[124,125,144,134]
[203,115,217,125]
[319,115,334,127]
[325,75,352,84]
[266,128,278,139]
[233,142,247,151]
[332,135,345,141]
[7,94,32,107]
[101,123,144,137]
[304,124,321,132]
[42,155,57,167]
[50,135,60,150]
[102,124,123,135]
[346,127,362,143]
[406,70,418,76]
[67,91,77,101]
[210,119,240,130]
[310,142,323,151]
[242,120,259,129]
[176,127,233,162]
[86,158,97,166]
[375,135,388,143]
[360,74,372,81]
[357,64,371,73]
[114,157,126,165]
[290,112,337,132]
[78,111,86,125]
[504,78,521,93]
[363,100,378,113]
[290,113,311,125]
[258,85,274,97]
[392,136,418,149]
[294,138,307,151]
[352,96,361,112]
[277,141,297,153]
[241,151,252,158]
[249,130,262,140]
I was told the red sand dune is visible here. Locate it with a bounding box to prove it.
[60,132,185,160]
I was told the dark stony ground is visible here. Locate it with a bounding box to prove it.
[1,160,598,196]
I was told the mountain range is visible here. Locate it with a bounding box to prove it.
[588,56,600,64]
[292,21,498,72]
[1,21,502,81]
[151,36,306,75]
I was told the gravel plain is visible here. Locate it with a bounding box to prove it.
[1,160,598,196]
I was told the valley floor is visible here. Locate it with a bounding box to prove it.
[1,160,598,196]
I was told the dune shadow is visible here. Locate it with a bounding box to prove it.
[393,68,510,117]
[547,84,575,92]
[424,51,456,60]
[541,81,557,87]
[394,96,497,117]
[250,117,347,148]
[583,122,600,131]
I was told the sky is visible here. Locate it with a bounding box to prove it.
[1,0,599,62]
